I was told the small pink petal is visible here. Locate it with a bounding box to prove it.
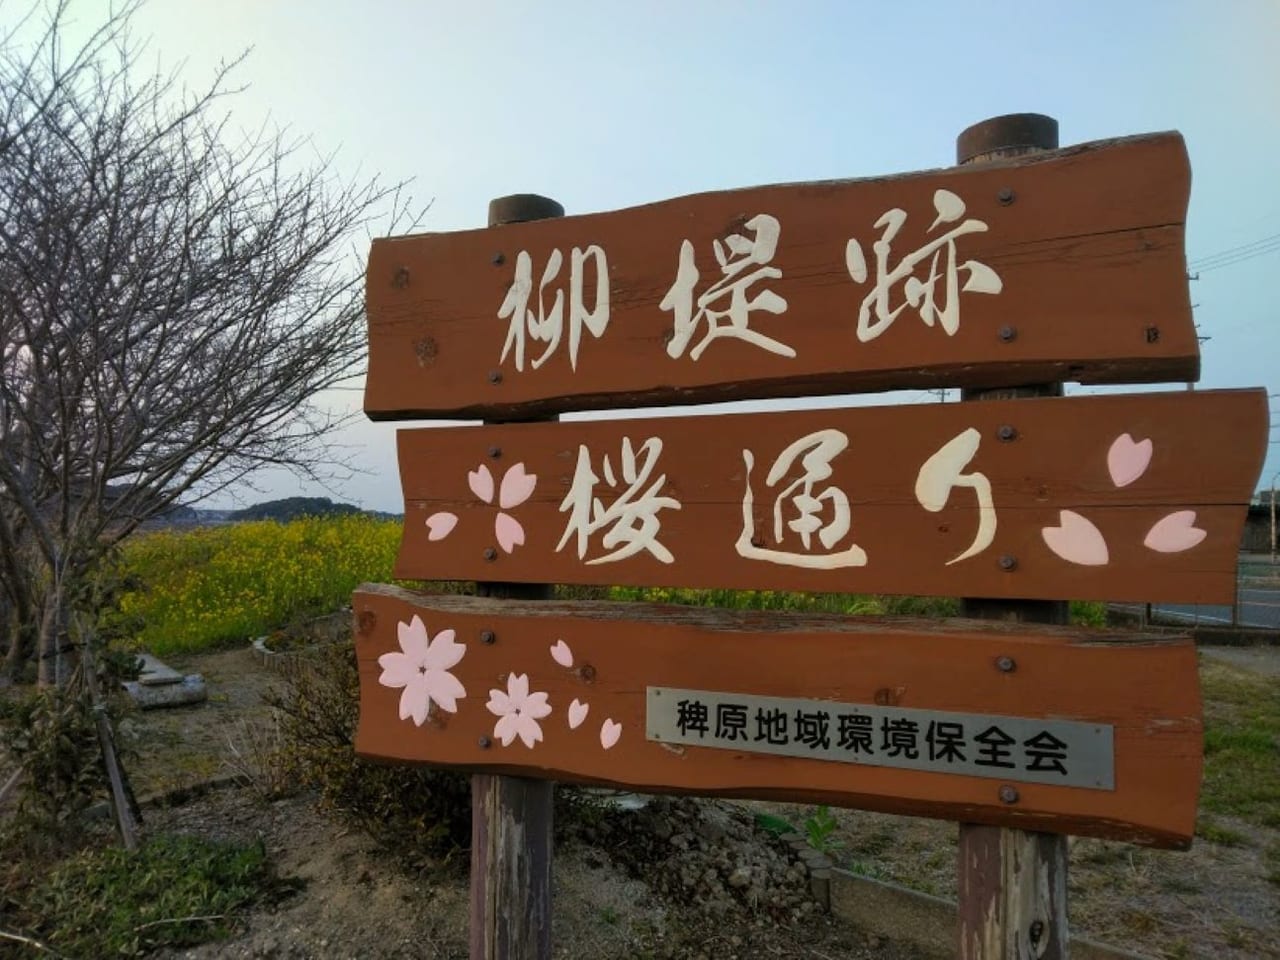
[468,465,495,503]
[499,462,538,509]
[494,713,520,746]
[397,616,429,659]
[524,691,552,720]
[600,719,622,750]
[550,639,574,668]
[1144,510,1207,554]
[495,513,525,554]
[425,512,458,541]
[516,716,544,748]
[1041,510,1109,566]
[568,699,589,729]
[1107,434,1153,488]
[423,670,466,714]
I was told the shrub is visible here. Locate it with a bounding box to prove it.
[266,642,472,866]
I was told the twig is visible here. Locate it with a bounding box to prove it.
[132,913,226,933]
[0,765,23,806]
[0,928,70,958]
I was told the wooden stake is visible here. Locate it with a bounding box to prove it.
[956,114,1069,960]
[468,194,563,960]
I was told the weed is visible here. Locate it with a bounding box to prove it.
[1199,661,1280,827]
[752,812,798,837]
[1263,840,1280,887]
[1195,815,1251,847]
[803,805,843,855]
[5,834,296,957]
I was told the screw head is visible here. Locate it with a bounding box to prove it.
[487,369,503,385]
[483,547,497,562]
[995,655,1016,673]
[1144,325,1160,344]
[488,445,502,459]
[492,252,505,266]
[393,266,410,288]
[997,187,1015,205]
[579,664,597,682]
[480,630,496,645]
[997,424,1017,442]
[478,735,492,749]
[998,554,1018,572]
[998,325,1017,343]
[999,784,1020,804]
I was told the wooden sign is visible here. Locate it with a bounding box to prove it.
[365,133,1197,420]
[394,389,1267,603]
[352,586,1203,848]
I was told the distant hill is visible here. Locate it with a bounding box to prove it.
[229,497,364,523]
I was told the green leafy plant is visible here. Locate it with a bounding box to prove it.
[803,805,843,855]
[7,834,296,957]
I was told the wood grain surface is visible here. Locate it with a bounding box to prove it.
[365,133,1196,420]
[352,588,1202,848]
[394,389,1267,603]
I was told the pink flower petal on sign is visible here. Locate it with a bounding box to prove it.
[422,669,466,714]
[494,712,521,746]
[495,512,525,553]
[1107,434,1153,488]
[600,719,622,750]
[468,464,494,504]
[568,699,589,729]
[550,640,574,668]
[425,512,458,541]
[499,462,538,509]
[1041,510,1109,566]
[516,715,544,749]
[1144,510,1207,554]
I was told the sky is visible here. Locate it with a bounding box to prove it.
[33,0,1280,513]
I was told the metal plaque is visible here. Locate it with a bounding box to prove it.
[646,687,1114,790]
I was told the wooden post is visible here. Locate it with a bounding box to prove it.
[955,114,1070,960]
[469,193,563,960]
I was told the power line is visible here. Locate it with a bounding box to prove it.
[1188,231,1280,274]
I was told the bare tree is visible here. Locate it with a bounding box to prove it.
[0,2,416,684]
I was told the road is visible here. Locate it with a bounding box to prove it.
[1145,585,1280,630]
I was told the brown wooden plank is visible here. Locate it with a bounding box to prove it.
[352,587,1203,848]
[365,133,1197,420]
[394,389,1267,603]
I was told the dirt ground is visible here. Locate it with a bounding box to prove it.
[118,645,1279,960]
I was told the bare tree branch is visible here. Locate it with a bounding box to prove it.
[0,0,424,680]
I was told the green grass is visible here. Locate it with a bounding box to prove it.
[1199,659,1280,827]
[7,834,296,957]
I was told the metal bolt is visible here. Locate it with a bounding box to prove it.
[488,445,502,459]
[997,424,1017,442]
[487,369,503,385]
[478,736,492,749]
[492,252,505,266]
[393,266,410,288]
[997,187,1015,205]
[1144,325,1160,344]
[995,655,1016,673]
[483,547,497,562]
[997,325,1017,343]
[579,664,597,682]
[999,784,1020,804]
[480,630,495,645]
[357,610,377,636]
[998,554,1017,571]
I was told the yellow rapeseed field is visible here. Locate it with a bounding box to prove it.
[117,516,402,655]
